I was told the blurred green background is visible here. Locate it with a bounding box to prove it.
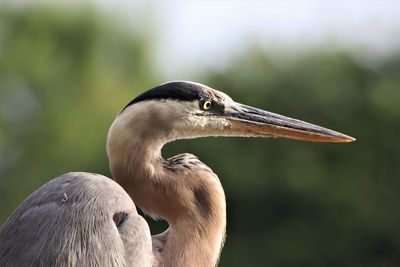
[1,3,399,267]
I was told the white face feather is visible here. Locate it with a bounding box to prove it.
[180,100,232,139]
[109,98,234,145]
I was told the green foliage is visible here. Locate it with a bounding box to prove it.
[1,6,399,267]
[0,6,156,218]
[199,48,400,266]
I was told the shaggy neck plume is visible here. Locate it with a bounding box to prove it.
[107,104,226,267]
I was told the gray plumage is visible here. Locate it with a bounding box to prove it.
[0,172,152,267]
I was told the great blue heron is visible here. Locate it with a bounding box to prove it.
[0,81,354,267]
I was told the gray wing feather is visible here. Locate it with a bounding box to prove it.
[0,172,152,267]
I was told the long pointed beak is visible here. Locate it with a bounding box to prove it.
[222,102,355,143]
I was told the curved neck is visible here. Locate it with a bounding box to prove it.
[107,113,226,267]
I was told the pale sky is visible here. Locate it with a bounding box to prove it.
[34,0,400,77]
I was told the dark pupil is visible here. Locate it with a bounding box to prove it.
[113,212,127,228]
[205,102,211,108]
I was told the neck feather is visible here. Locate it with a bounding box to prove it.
[107,106,226,267]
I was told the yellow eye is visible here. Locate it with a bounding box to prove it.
[202,100,212,110]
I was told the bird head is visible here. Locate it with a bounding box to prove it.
[114,81,355,143]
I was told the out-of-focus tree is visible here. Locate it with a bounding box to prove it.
[197,47,400,266]
[1,5,399,267]
[0,6,157,220]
